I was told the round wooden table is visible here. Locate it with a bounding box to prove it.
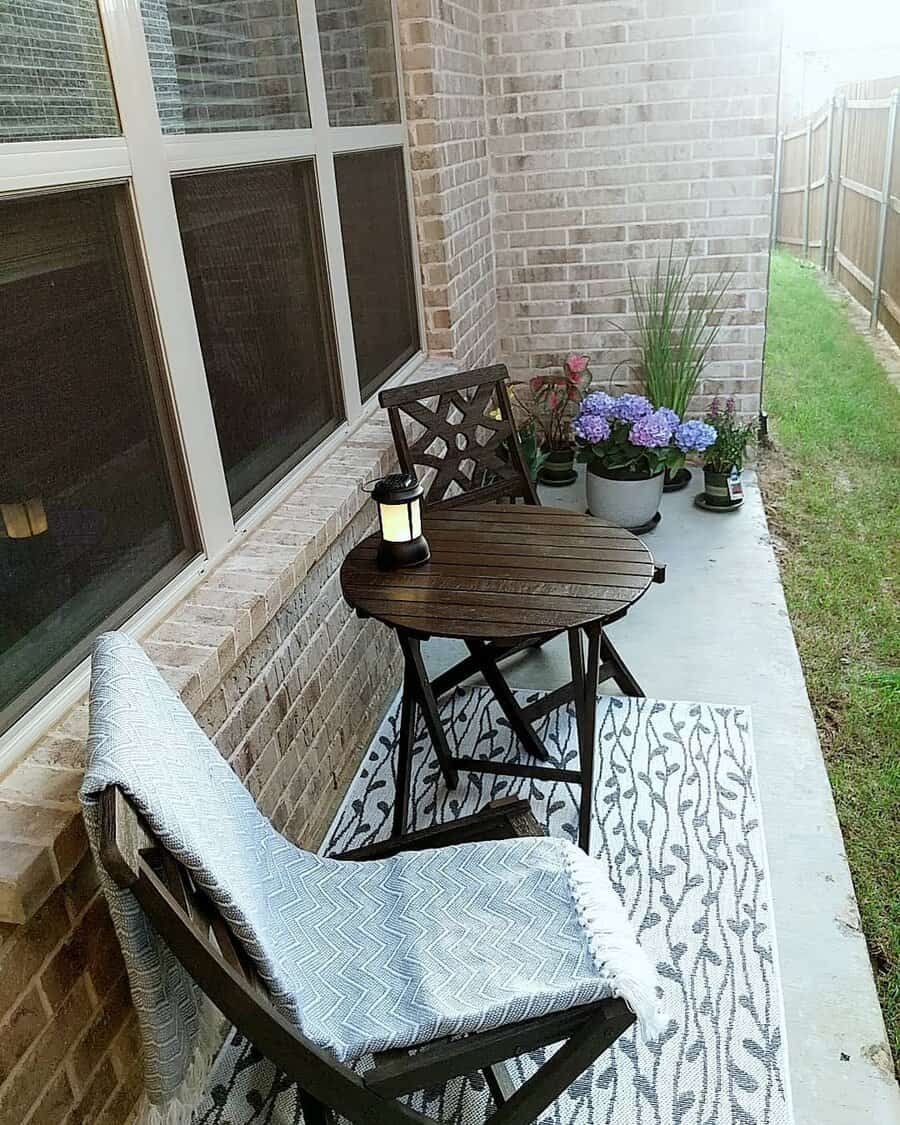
[341,503,663,849]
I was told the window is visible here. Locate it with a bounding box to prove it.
[336,148,420,399]
[173,162,343,515]
[316,0,400,126]
[0,187,194,732]
[0,0,120,141]
[142,0,311,132]
[0,0,420,754]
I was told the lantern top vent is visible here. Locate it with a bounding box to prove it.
[370,473,423,503]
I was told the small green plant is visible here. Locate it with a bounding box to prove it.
[515,421,547,481]
[702,397,755,473]
[618,243,734,418]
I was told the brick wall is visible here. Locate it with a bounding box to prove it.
[399,0,498,368]
[401,0,780,416]
[0,412,410,1125]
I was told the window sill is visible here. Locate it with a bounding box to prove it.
[0,356,458,925]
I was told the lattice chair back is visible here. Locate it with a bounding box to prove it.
[379,364,540,509]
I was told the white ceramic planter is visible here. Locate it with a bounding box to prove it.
[586,466,664,528]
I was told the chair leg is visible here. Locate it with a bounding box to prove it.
[484,1061,517,1106]
[484,1006,634,1125]
[299,1090,335,1124]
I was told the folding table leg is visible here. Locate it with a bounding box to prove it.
[568,625,601,853]
[396,631,460,792]
[465,640,550,761]
[392,677,416,838]
[599,629,644,697]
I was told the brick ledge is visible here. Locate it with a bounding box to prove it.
[0,358,457,924]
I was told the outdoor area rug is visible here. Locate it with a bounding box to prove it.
[194,689,794,1125]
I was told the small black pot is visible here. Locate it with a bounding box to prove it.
[539,447,577,487]
[663,466,692,492]
[699,467,744,509]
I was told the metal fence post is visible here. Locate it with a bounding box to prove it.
[802,119,812,258]
[770,130,783,251]
[821,99,835,268]
[828,95,846,275]
[870,88,899,330]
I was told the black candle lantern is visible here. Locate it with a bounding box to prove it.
[370,473,430,570]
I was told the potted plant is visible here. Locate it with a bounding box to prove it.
[512,355,590,487]
[697,397,755,510]
[618,243,733,492]
[514,419,547,482]
[572,392,716,530]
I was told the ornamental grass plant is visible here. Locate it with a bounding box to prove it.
[618,243,734,418]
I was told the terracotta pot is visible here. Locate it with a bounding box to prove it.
[586,465,664,528]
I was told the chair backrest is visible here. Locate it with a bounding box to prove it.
[379,364,540,509]
[97,785,423,1125]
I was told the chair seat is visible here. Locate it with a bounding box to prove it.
[259,835,620,1062]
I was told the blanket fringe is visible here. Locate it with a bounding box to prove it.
[131,997,227,1125]
[563,846,668,1042]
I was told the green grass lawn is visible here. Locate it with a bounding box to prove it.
[761,250,900,1066]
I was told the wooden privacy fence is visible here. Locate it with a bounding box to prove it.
[772,77,900,345]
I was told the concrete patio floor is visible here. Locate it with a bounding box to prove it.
[425,468,900,1125]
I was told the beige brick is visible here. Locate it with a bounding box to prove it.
[0,978,92,1124]
[0,986,49,1085]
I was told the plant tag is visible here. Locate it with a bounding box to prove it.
[727,467,743,501]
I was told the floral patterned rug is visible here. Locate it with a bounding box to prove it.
[195,689,793,1125]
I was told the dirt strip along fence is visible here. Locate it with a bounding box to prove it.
[772,76,900,346]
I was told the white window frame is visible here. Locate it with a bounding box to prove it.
[0,0,426,773]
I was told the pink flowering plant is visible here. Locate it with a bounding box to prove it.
[571,391,717,477]
[702,397,755,473]
[512,355,591,451]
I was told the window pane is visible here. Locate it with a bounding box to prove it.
[316,0,400,126]
[141,0,310,133]
[335,148,419,399]
[0,1,120,142]
[0,187,193,733]
[173,162,343,514]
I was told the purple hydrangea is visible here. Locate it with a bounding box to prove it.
[656,406,681,430]
[608,393,653,423]
[580,391,616,416]
[629,408,677,448]
[572,413,611,444]
[674,419,717,453]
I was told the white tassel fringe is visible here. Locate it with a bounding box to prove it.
[563,845,668,1042]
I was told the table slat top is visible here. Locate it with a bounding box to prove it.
[341,504,656,640]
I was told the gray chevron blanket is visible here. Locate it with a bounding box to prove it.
[81,633,664,1124]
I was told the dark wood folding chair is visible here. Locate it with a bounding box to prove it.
[99,790,636,1125]
[377,365,665,840]
[379,363,541,511]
